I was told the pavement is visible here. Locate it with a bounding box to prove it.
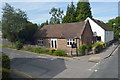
[73,41,120,62]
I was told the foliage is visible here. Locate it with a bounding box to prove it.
[54,49,67,56]
[92,41,106,52]
[50,48,56,54]
[22,45,33,51]
[79,44,88,55]
[40,20,49,28]
[15,40,23,50]
[23,46,50,54]
[62,2,76,23]
[106,17,120,40]
[76,1,92,22]
[18,22,38,42]
[49,7,64,24]
[0,54,10,79]
[2,3,38,43]
[2,45,16,49]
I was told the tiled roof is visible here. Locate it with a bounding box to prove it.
[34,21,90,38]
[91,18,113,31]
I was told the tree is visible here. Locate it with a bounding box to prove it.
[62,2,76,23]
[76,0,92,22]
[106,17,120,40]
[39,20,49,28]
[49,8,64,24]
[18,22,38,42]
[2,3,38,43]
[2,3,27,42]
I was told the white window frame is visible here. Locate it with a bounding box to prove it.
[51,38,58,49]
[37,39,43,45]
[67,39,75,46]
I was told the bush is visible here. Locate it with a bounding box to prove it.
[2,45,15,49]
[1,54,10,69]
[50,48,56,54]
[0,54,10,79]
[15,40,23,50]
[92,41,106,52]
[54,49,67,56]
[27,47,50,54]
[22,45,32,51]
[79,44,88,55]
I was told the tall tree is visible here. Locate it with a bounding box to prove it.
[76,0,92,22]
[49,8,64,24]
[62,2,76,23]
[2,3,38,43]
[39,20,49,28]
[106,17,120,40]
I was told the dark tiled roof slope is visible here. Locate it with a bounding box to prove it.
[91,18,113,31]
[34,21,90,38]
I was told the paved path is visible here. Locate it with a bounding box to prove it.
[73,41,119,62]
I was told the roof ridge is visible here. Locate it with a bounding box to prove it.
[44,21,85,27]
[91,18,113,31]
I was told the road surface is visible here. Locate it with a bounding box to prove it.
[1,45,119,78]
[90,46,119,78]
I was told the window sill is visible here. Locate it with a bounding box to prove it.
[67,45,71,47]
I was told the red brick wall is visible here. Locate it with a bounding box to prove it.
[57,39,76,54]
[81,22,93,45]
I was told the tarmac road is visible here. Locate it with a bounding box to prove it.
[89,45,119,79]
[1,43,119,79]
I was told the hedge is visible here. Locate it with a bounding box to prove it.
[92,41,106,52]
[0,54,11,79]
[54,49,67,57]
[15,40,23,50]
[79,44,88,55]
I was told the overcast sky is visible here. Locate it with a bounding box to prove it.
[0,0,119,24]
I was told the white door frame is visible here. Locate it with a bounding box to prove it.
[51,38,58,49]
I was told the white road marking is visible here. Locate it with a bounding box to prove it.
[50,58,54,60]
[94,69,98,72]
[88,69,92,71]
[88,61,102,72]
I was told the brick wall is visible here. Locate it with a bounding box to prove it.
[81,22,93,45]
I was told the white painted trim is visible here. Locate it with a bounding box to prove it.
[50,38,58,49]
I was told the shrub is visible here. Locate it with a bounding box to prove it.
[54,49,67,56]
[15,40,23,50]
[22,45,32,51]
[92,41,106,52]
[37,48,49,53]
[79,44,88,55]
[1,54,10,69]
[50,48,56,54]
[0,54,10,79]
[28,47,49,54]
[2,45,15,49]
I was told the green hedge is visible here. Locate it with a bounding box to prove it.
[54,49,67,57]
[0,54,10,79]
[24,46,50,54]
[92,41,106,52]
[79,44,88,55]
[15,40,23,50]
